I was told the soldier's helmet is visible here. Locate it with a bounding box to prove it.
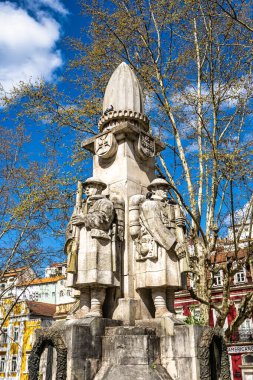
[147,178,171,191]
[83,177,107,190]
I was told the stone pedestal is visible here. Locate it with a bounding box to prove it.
[83,319,203,380]
[65,317,121,380]
[63,317,204,380]
[29,316,230,380]
[160,324,203,380]
[94,326,172,380]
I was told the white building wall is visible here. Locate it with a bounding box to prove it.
[228,223,253,241]
[55,279,75,304]
[16,280,75,305]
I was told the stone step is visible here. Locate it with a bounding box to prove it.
[94,364,173,380]
[105,326,156,336]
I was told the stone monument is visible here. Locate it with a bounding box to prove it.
[65,177,123,318]
[28,62,231,380]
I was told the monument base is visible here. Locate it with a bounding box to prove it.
[29,316,231,380]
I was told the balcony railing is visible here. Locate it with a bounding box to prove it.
[229,329,253,343]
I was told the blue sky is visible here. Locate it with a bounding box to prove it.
[0,1,92,267]
[0,0,84,92]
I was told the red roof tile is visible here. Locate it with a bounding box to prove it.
[50,262,66,267]
[17,276,65,286]
[26,301,56,317]
[1,266,30,277]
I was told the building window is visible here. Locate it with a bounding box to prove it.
[52,292,55,297]
[11,356,17,372]
[213,270,223,287]
[13,326,19,342]
[243,354,253,365]
[67,290,71,296]
[59,290,64,297]
[2,328,8,344]
[0,356,5,372]
[235,269,246,284]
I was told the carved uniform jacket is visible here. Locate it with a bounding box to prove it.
[67,196,120,289]
[135,198,181,289]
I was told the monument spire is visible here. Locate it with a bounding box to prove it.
[99,62,149,132]
[103,62,144,113]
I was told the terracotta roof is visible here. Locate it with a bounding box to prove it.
[50,262,66,267]
[1,266,30,278]
[17,276,65,287]
[26,301,56,317]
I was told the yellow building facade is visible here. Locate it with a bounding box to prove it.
[0,298,55,379]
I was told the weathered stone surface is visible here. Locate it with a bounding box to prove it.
[94,325,172,380]
[160,324,204,380]
[94,364,173,380]
[99,62,147,132]
[65,177,123,317]
[129,178,188,318]
[65,317,121,380]
[102,62,143,114]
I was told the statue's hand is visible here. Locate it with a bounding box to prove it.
[175,242,186,259]
[71,214,85,226]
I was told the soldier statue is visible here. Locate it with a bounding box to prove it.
[65,177,121,318]
[130,178,189,318]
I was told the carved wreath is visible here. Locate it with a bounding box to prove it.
[28,329,67,380]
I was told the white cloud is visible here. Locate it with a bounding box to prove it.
[172,77,252,111]
[0,2,63,91]
[224,201,253,227]
[23,0,69,16]
[186,141,198,153]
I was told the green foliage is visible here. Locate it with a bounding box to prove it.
[184,306,206,326]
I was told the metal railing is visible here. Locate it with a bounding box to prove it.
[229,329,253,343]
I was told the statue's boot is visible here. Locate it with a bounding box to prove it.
[152,288,174,318]
[67,289,90,319]
[76,289,91,318]
[152,288,185,324]
[86,287,106,317]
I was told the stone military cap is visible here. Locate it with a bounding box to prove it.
[83,177,107,190]
[147,178,171,191]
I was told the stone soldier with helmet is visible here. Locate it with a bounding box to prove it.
[65,177,121,318]
[130,177,189,318]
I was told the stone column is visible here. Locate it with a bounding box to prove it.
[82,63,164,320]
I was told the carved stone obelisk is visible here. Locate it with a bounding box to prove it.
[82,62,165,320]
